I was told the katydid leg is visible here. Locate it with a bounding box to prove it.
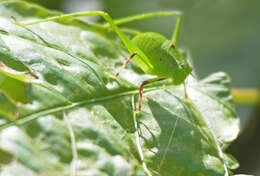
[115,51,137,77]
[15,11,152,68]
[138,77,166,111]
[171,14,182,48]
[111,11,182,48]
[14,12,136,53]
[112,11,182,26]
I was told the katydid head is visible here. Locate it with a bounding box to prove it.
[161,40,192,84]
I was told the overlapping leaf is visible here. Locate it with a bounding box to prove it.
[0,1,240,175]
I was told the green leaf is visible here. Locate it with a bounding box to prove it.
[0,1,240,175]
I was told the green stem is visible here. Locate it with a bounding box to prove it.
[231,88,260,105]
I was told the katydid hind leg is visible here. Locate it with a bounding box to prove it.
[16,11,152,68]
[16,11,139,54]
[138,77,166,112]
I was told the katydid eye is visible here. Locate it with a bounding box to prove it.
[180,64,185,68]
[170,44,175,49]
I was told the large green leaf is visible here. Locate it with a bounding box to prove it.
[0,1,240,175]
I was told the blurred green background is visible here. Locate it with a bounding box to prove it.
[14,0,260,175]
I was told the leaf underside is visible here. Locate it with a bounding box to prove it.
[0,1,240,176]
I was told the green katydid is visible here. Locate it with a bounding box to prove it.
[13,11,192,112]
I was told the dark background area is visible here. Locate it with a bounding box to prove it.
[19,0,260,175]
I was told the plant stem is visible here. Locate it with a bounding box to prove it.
[232,88,260,105]
[64,112,78,176]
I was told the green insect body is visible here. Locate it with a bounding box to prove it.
[132,32,192,85]
[14,11,192,111]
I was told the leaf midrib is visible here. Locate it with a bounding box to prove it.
[0,85,165,130]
